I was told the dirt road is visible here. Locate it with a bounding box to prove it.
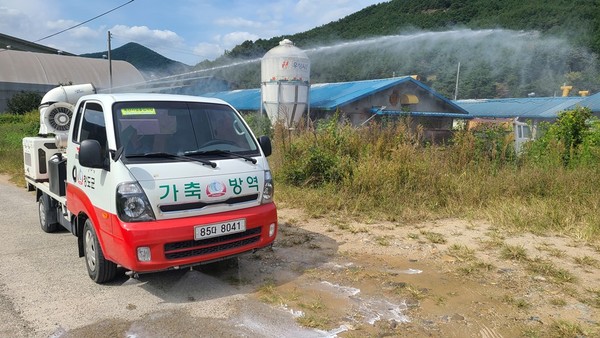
[1,177,599,337]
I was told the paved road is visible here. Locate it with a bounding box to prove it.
[0,180,322,338]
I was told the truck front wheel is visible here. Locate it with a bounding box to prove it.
[38,193,59,233]
[83,219,117,283]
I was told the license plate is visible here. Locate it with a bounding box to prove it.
[194,219,246,240]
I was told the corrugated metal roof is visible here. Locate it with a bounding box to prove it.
[455,96,587,119]
[574,92,600,112]
[0,50,144,89]
[203,77,468,114]
[202,88,261,110]
[310,77,412,109]
[0,32,75,55]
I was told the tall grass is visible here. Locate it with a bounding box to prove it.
[270,110,600,242]
[0,111,39,184]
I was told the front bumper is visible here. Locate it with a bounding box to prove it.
[101,203,277,272]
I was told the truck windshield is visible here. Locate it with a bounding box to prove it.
[113,101,259,160]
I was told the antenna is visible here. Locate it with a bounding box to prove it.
[453,62,460,100]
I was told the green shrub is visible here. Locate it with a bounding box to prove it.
[574,119,600,166]
[242,112,272,138]
[277,118,351,187]
[524,107,597,166]
[6,91,42,115]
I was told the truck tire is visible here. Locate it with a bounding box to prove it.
[38,193,59,233]
[83,219,117,283]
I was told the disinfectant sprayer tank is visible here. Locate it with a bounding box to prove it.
[261,39,310,127]
[38,83,96,136]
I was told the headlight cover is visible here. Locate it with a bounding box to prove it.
[116,182,156,222]
[261,170,274,204]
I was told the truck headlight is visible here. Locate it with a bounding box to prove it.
[116,182,156,222]
[261,170,274,204]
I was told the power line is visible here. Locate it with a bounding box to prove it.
[34,0,135,43]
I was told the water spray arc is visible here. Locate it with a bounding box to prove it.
[104,28,597,101]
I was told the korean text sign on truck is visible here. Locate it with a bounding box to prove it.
[23,84,277,283]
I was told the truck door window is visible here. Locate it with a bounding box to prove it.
[80,102,108,159]
[71,103,85,143]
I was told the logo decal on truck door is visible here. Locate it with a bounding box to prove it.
[73,166,95,189]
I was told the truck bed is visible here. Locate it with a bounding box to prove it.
[26,177,67,205]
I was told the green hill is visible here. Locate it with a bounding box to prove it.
[227,0,600,58]
[80,42,191,78]
[193,0,600,99]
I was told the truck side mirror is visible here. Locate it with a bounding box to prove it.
[79,139,104,169]
[258,136,272,157]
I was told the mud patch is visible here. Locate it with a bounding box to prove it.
[254,209,600,337]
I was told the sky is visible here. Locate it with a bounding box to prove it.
[0,0,386,65]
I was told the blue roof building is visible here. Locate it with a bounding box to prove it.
[454,96,597,121]
[453,92,600,143]
[203,77,469,143]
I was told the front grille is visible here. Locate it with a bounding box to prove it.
[164,226,262,260]
[159,194,259,213]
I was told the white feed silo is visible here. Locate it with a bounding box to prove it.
[261,39,310,127]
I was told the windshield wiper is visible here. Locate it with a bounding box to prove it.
[125,152,217,168]
[184,149,257,164]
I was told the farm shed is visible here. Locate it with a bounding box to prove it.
[204,77,469,143]
[455,93,600,138]
[0,49,144,113]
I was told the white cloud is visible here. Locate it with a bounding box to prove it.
[109,25,183,45]
[0,0,52,14]
[0,7,39,39]
[69,26,100,40]
[193,42,225,61]
[214,17,263,29]
[221,32,260,48]
[191,31,259,61]
[294,0,384,26]
[0,0,64,40]
[45,19,77,31]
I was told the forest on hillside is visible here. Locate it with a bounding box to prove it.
[192,0,600,99]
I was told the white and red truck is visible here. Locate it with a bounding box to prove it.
[23,84,277,283]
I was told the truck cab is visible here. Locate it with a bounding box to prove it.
[25,89,277,283]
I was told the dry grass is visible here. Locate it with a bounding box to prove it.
[270,121,600,244]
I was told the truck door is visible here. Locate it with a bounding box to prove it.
[68,101,112,231]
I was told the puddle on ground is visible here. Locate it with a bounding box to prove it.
[269,253,522,337]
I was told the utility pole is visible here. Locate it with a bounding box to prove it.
[108,31,113,93]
